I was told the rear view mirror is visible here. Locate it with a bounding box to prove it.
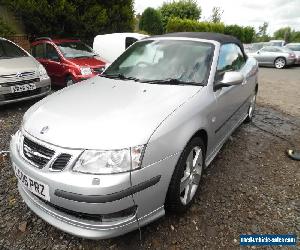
[214,71,244,90]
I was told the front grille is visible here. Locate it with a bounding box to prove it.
[23,137,55,168]
[1,78,39,87]
[0,71,37,83]
[0,71,35,78]
[4,88,41,101]
[51,153,72,171]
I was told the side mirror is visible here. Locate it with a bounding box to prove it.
[214,71,244,91]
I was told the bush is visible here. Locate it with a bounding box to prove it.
[0,17,15,36]
[139,7,163,35]
[166,17,224,33]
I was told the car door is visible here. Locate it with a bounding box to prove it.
[212,43,249,145]
[258,47,278,65]
[45,43,65,84]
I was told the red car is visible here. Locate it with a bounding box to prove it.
[31,38,106,87]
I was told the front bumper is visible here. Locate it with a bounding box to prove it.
[0,78,51,106]
[9,132,170,239]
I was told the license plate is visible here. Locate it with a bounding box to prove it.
[11,83,36,93]
[14,164,50,201]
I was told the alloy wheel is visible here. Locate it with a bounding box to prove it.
[248,94,256,119]
[180,146,203,205]
[274,58,286,69]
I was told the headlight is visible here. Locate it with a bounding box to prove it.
[38,64,49,80]
[80,67,92,76]
[73,145,145,174]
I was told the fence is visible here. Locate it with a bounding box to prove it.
[5,35,31,52]
[4,35,94,52]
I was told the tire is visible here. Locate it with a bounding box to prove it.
[65,76,75,87]
[274,57,286,69]
[244,91,257,123]
[165,137,205,213]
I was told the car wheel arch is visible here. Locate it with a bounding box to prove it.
[190,129,208,155]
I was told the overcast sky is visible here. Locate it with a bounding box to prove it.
[134,0,300,35]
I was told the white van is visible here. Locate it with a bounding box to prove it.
[93,33,148,64]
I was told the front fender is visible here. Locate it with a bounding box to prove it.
[142,86,214,168]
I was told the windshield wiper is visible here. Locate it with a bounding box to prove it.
[140,78,204,86]
[100,73,140,82]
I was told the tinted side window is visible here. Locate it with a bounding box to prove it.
[46,44,60,61]
[32,44,45,58]
[125,37,138,49]
[262,47,277,52]
[217,43,245,74]
[1,40,28,57]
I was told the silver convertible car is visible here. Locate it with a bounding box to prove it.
[10,32,258,239]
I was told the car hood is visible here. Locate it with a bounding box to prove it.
[23,77,201,150]
[67,57,106,68]
[0,56,38,78]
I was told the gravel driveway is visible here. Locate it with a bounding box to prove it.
[0,67,299,249]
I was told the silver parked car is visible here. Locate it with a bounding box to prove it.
[10,32,258,239]
[285,43,300,64]
[0,38,51,105]
[248,45,296,69]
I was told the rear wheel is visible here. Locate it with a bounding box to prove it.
[65,76,75,86]
[165,137,205,213]
[274,57,286,69]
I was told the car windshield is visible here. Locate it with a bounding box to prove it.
[104,40,214,85]
[286,45,300,51]
[57,41,95,59]
[0,40,28,59]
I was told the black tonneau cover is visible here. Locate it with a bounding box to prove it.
[151,32,246,58]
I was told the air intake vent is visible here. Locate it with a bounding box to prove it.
[51,153,72,171]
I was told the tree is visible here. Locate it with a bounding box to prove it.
[273,27,292,43]
[224,25,244,41]
[255,22,270,42]
[243,26,255,43]
[139,8,163,35]
[0,17,15,36]
[2,0,135,38]
[159,0,201,30]
[257,22,268,37]
[209,7,223,23]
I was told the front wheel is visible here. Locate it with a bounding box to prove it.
[65,76,75,87]
[274,57,286,69]
[165,137,205,213]
[244,92,257,123]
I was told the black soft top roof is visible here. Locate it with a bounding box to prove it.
[151,32,246,56]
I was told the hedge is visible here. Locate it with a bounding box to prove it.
[166,17,255,43]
